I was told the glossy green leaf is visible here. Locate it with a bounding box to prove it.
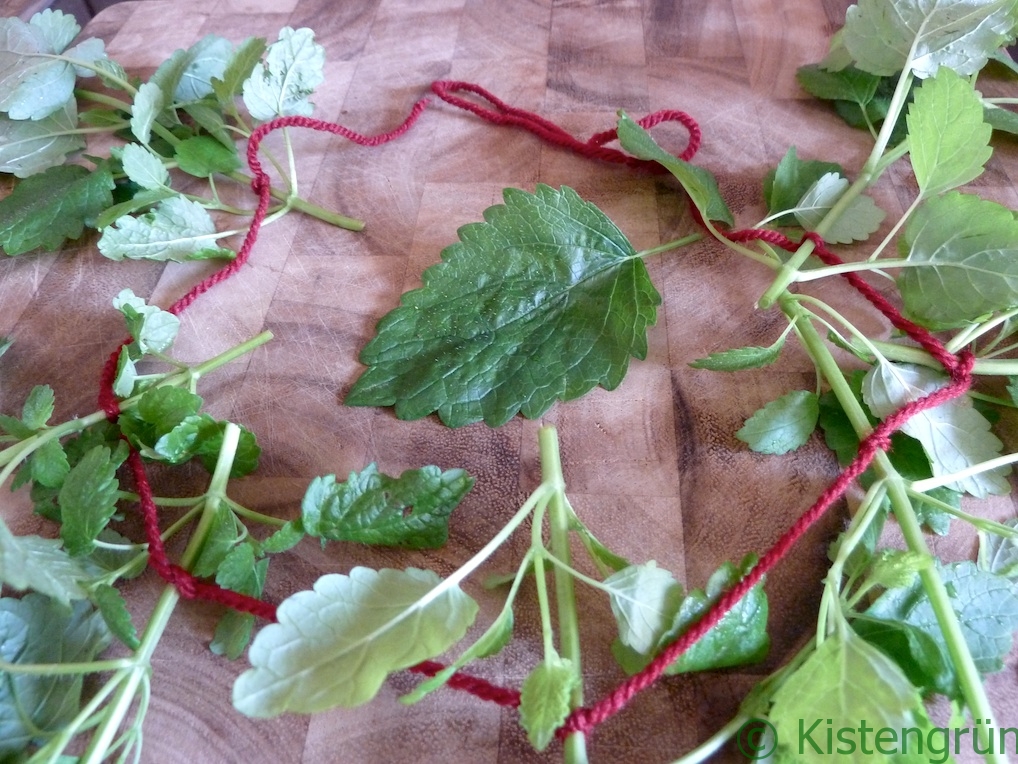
[616,112,733,225]
[98,196,235,261]
[28,437,69,488]
[346,184,659,427]
[190,502,241,578]
[242,27,324,121]
[842,0,1018,78]
[864,361,1008,498]
[258,520,305,555]
[300,463,474,549]
[792,172,884,244]
[519,654,579,751]
[897,192,1018,329]
[736,390,819,455]
[233,567,478,716]
[907,68,992,198]
[0,517,90,604]
[0,100,84,178]
[0,594,110,757]
[0,163,115,254]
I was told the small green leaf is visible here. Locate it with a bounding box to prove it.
[21,384,54,429]
[300,464,474,549]
[603,562,684,655]
[241,27,324,121]
[0,163,115,255]
[978,519,1018,579]
[119,386,204,451]
[518,654,580,751]
[0,517,90,604]
[92,583,140,649]
[232,567,478,716]
[0,594,111,756]
[130,81,164,144]
[58,445,125,556]
[211,610,256,660]
[258,520,305,555]
[616,112,733,225]
[689,336,785,372]
[212,36,267,107]
[768,628,928,764]
[113,288,180,354]
[98,196,235,262]
[866,561,1018,685]
[984,104,1018,136]
[763,146,844,227]
[842,0,1018,78]
[898,192,1018,329]
[0,100,84,178]
[29,437,70,488]
[795,63,882,107]
[863,360,1009,497]
[214,542,265,595]
[907,68,992,198]
[120,142,170,190]
[736,390,819,455]
[190,502,241,578]
[193,419,260,478]
[792,172,885,244]
[174,135,241,177]
[864,549,933,591]
[346,185,659,427]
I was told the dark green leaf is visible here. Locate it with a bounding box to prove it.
[194,419,260,478]
[346,184,660,427]
[852,613,957,698]
[796,63,881,107]
[0,164,115,255]
[92,583,140,649]
[0,414,33,440]
[58,445,125,556]
[210,610,256,660]
[182,101,235,148]
[762,146,843,226]
[174,135,241,177]
[118,387,204,454]
[867,561,1018,688]
[616,112,733,225]
[214,542,266,596]
[301,464,474,549]
[0,594,110,756]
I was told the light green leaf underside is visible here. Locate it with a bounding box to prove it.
[863,361,1009,497]
[98,196,234,261]
[241,27,324,121]
[232,567,478,717]
[792,172,885,244]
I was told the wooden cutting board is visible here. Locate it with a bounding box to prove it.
[2,0,1017,762]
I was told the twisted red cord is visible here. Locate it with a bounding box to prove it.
[90,82,973,733]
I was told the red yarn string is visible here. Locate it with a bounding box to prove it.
[89,81,974,736]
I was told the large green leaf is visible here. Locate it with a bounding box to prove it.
[0,163,115,255]
[906,68,992,198]
[0,594,110,756]
[58,445,126,556]
[603,562,684,655]
[97,196,235,261]
[346,184,660,427]
[897,192,1018,329]
[842,0,1018,78]
[863,361,1009,498]
[232,567,478,716]
[0,100,84,178]
[300,463,474,549]
[768,628,931,764]
[866,561,1018,682]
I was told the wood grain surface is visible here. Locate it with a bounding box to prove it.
[2,1,1018,762]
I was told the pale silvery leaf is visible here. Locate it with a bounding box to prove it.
[603,562,683,655]
[979,519,1018,578]
[842,0,1018,78]
[120,143,169,190]
[793,172,885,244]
[863,361,1009,497]
[112,288,180,353]
[98,196,234,262]
[174,35,233,103]
[0,17,106,120]
[0,100,83,177]
[130,81,163,144]
[242,27,325,121]
[28,8,79,54]
[233,567,478,716]
[0,518,90,605]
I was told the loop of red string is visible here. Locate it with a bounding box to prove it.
[92,82,972,739]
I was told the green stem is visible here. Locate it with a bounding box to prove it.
[225,171,365,231]
[538,426,587,764]
[635,233,703,259]
[78,425,243,764]
[787,300,1003,763]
